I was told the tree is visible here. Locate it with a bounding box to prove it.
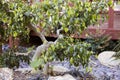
[30,0,110,65]
[0,0,112,73]
[0,0,30,52]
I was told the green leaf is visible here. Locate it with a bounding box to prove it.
[30,58,44,68]
[64,28,69,33]
[70,57,73,64]
[13,32,18,37]
[108,0,113,7]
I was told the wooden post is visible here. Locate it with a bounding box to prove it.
[108,7,114,29]
[108,0,114,29]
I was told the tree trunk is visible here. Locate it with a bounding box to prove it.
[13,37,20,48]
[32,42,54,61]
[0,43,2,54]
[28,23,63,61]
[0,35,2,53]
[9,36,13,48]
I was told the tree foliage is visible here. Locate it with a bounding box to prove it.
[46,37,92,67]
[0,0,111,41]
[0,0,112,70]
[37,0,109,35]
[0,0,40,41]
[30,0,111,69]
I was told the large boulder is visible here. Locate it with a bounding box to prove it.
[0,68,13,80]
[98,51,120,67]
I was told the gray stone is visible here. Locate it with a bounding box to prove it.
[0,68,13,80]
[15,68,33,73]
[42,62,71,75]
[52,65,70,73]
[48,74,76,80]
[48,65,70,76]
[89,55,120,80]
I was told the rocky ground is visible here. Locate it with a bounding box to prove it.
[89,55,120,80]
[1,56,120,80]
[1,45,120,80]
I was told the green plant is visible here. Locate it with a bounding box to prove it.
[112,40,120,59]
[0,0,40,50]
[0,49,30,68]
[115,0,120,5]
[86,31,111,54]
[113,40,120,52]
[0,0,29,38]
[50,37,92,67]
[31,37,93,73]
[112,51,120,59]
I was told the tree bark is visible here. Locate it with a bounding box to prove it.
[9,36,13,48]
[0,43,2,54]
[32,41,54,61]
[27,23,64,61]
[28,23,47,43]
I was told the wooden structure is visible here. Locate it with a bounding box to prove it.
[82,0,120,40]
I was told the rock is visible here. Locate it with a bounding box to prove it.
[15,68,33,73]
[52,65,70,73]
[48,74,76,80]
[0,68,13,80]
[89,55,120,80]
[50,61,72,70]
[51,65,70,75]
[43,63,71,76]
[98,51,120,67]
[114,70,120,80]
[19,61,30,68]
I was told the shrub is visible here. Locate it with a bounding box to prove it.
[0,49,30,68]
[31,37,93,69]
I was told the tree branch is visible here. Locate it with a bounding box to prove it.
[32,41,54,61]
[56,28,63,36]
[54,28,63,44]
[28,24,64,61]
[28,23,48,43]
[31,28,63,61]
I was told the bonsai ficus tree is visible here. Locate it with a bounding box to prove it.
[0,0,112,72]
[30,0,112,73]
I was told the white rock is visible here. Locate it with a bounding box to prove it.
[48,74,76,80]
[0,68,13,80]
[15,68,33,73]
[98,51,120,67]
[52,65,70,73]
